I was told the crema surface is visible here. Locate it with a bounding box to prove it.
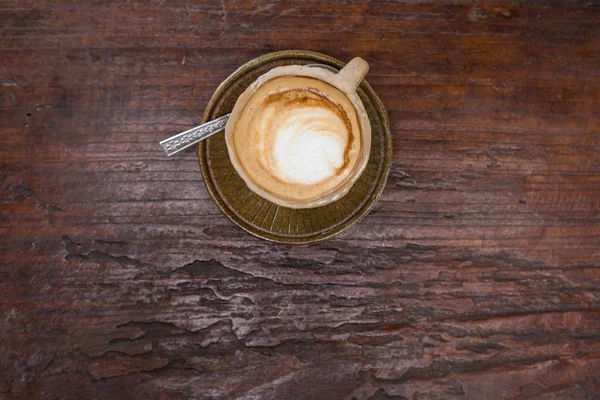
[232,76,361,202]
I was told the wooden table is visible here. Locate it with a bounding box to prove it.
[2,1,600,399]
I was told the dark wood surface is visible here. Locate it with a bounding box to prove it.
[2,1,600,399]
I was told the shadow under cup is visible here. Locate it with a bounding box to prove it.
[225,57,372,209]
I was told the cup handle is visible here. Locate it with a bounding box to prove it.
[337,57,370,88]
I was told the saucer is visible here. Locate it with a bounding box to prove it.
[198,50,392,244]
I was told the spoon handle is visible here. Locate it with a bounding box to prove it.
[159,113,231,156]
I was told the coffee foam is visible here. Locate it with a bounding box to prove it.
[257,89,351,185]
[232,76,361,202]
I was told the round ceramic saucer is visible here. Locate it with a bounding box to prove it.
[198,50,392,244]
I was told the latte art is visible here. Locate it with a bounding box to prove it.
[257,89,352,185]
[232,76,361,202]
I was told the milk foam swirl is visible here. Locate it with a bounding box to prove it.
[254,90,352,185]
[231,76,361,203]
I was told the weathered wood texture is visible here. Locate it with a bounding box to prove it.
[1,1,600,399]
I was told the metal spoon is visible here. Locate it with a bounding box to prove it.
[159,63,339,157]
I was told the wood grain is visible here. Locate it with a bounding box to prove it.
[1,1,600,399]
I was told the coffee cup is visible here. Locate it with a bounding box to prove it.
[225,57,371,209]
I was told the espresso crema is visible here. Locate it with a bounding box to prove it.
[232,76,361,202]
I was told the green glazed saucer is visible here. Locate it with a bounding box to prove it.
[198,50,392,244]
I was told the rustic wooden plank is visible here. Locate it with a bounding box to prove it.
[1,1,600,399]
